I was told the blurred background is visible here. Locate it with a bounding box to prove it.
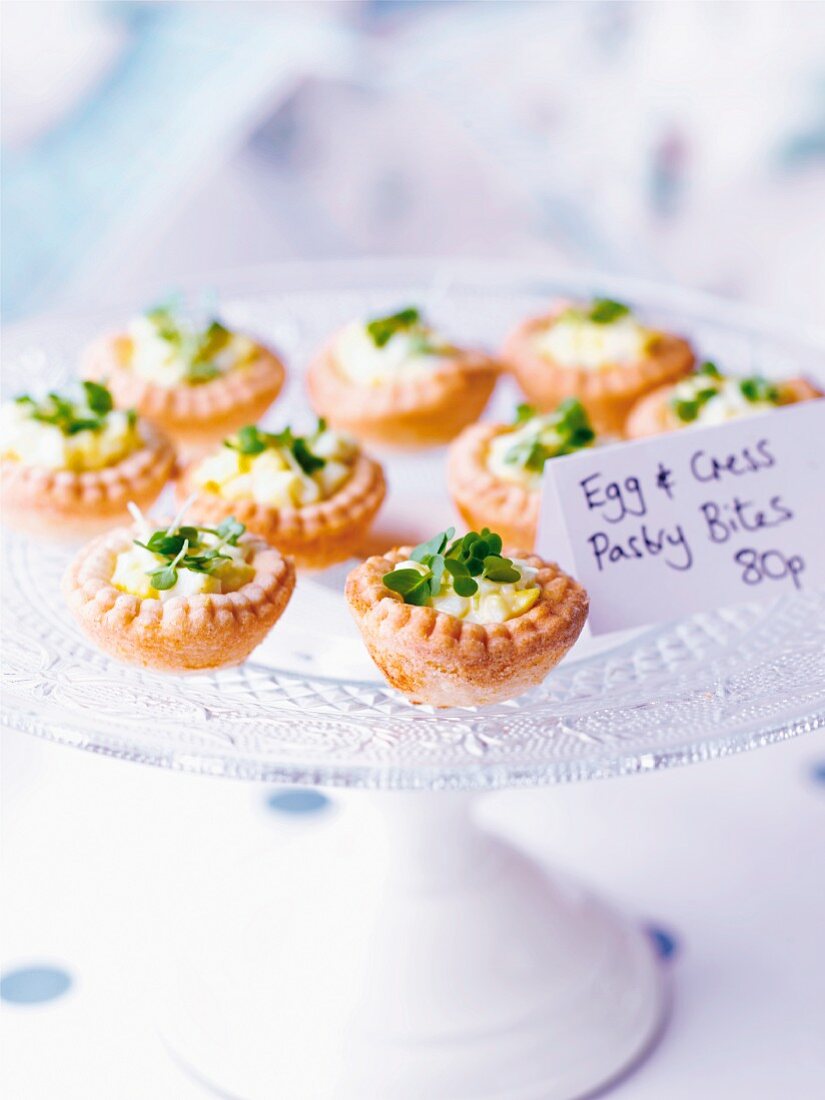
[3,0,825,324]
[2,4,825,1099]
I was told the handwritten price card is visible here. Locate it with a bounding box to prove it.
[537,399,825,634]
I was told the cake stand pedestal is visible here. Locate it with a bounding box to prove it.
[160,790,664,1100]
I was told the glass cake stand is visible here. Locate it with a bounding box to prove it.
[2,262,824,1099]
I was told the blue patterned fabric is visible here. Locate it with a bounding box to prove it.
[1,965,73,1005]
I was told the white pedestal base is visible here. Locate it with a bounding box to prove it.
[160,793,666,1100]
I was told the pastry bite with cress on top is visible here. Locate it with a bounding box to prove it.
[176,418,386,570]
[503,297,694,436]
[447,399,596,552]
[62,506,296,672]
[1,382,175,538]
[82,299,286,455]
[307,306,500,448]
[346,527,588,708]
[625,360,822,439]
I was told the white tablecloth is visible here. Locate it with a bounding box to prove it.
[3,723,823,1098]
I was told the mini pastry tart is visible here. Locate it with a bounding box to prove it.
[346,528,588,707]
[62,513,295,671]
[0,383,175,538]
[307,306,500,448]
[625,360,822,439]
[83,301,285,454]
[176,420,386,569]
[447,399,596,550]
[503,297,694,435]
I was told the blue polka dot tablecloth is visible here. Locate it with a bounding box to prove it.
[265,788,331,816]
[1,966,73,1005]
[2,725,824,1098]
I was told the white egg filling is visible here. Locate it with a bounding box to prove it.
[112,529,254,603]
[127,313,256,388]
[335,320,454,387]
[671,373,778,427]
[392,558,541,625]
[485,401,596,489]
[192,426,358,509]
[534,312,653,370]
[0,399,142,473]
[487,427,546,490]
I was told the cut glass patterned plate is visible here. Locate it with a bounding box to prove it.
[3,260,824,788]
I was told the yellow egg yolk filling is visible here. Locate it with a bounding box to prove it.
[1,397,142,473]
[112,529,254,603]
[392,558,540,625]
[193,426,358,508]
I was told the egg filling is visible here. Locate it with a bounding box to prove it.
[192,420,359,508]
[669,362,783,427]
[383,528,541,626]
[486,399,596,489]
[533,299,655,370]
[112,516,254,603]
[127,304,257,388]
[335,306,457,387]
[1,383,142,472]
[392,558,540,624]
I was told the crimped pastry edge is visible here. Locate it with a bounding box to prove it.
[1,419,176,539]
[625,374,824,440]
[345,546,588,707]
[306,334,500,447]
[62,525,296,671]
[175,451,387,569]
[502,308,695,436]
[446,422,538,550]
[83,332,286,452]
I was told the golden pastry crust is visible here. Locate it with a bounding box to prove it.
[447,423,538,550]
[306,335,500,448]
[346,547,588,707]
[625,375,823,439]
[0,420,176,539]
[83,333,286,454]
[62,526,295,671]
[503,310,695,436]
[175,452,387,570]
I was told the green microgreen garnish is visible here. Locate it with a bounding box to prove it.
[292,438,325,475]
[504,397,595,472]
[144,302,233,385]
[136,517,246,591]
[670,362,782,424]
[229,425,269,456]
[214,516,245,545]
[365,307,421,348]
[409,528,453,564]
[223,420,328,475]
[82,380,114,416]
[186,361,223,384]
[148,566,178,590]
[559,299,632,327]
[588,298,631,324]
[514,403,536,424]
[673,399,700,423]
[382,567,433,606]
[14,383,123,437]
[671,361,724,423]
[740,376,781,404]
[383,528,524,605]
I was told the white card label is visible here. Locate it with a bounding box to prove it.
[537,399,825,634]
